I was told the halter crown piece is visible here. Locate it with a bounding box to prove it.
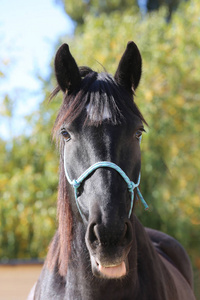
[63,138,149,221]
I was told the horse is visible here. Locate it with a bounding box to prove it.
[30,41,196,299]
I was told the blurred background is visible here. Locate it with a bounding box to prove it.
[0,0,199,299]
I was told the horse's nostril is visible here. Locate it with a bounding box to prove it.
[122,223,128,240]
[124,221,133,245]
[88,221,133,249]
[88,223,98,244]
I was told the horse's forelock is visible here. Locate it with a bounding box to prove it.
[51,70,147,140]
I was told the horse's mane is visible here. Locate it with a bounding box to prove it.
[46,67,147,276]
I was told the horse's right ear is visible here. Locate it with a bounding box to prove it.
[54,44,81,93]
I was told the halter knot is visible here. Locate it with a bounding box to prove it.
[72,179,81,189]
[127,181,135,192]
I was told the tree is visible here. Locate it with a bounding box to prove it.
[57,0,139,25]
[147,0,182,20]
[57,0,188,25]
[0,97,59,259]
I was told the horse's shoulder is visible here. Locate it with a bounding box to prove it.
[145,227,193,288]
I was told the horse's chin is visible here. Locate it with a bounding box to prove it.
[90,255,128,279]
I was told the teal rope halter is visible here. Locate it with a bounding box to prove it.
[63,148,149,221]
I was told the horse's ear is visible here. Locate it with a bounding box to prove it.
[54,43,81,93]
[114,41,142,93]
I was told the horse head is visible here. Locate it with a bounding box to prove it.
[53,42,146,279]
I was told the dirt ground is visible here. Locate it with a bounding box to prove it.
[0,264,43,300]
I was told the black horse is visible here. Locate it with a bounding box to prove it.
[30,42,195,299]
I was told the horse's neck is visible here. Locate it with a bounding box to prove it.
[64,221,89,298]
[134,217,178,300]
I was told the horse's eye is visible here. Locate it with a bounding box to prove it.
[135,130,143,140]
[61,130,71,141]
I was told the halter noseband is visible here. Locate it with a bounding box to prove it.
[63,148,149,221]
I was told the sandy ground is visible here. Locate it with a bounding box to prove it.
[0,264,43,300]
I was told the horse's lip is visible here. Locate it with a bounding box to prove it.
[92,257,127,278]
[95,260,123,268]
[96,260,126,278]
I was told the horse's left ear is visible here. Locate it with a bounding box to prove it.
[54,43,81,93]
[114,41,142,93]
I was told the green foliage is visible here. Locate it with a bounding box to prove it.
[0,95,14,118]
[58,0,139,25]
[147,0,181,20]
[0,97,61,259]
[59,0,186,25]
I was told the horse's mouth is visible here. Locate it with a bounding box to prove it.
[97,261,126,278]
[91,256,127,279]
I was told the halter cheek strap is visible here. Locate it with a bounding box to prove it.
[63,149,149,221]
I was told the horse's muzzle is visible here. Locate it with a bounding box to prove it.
[85,220,133,279]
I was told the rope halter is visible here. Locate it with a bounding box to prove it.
[63,148,149,221]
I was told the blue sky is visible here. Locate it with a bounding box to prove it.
[0,0,74,139]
